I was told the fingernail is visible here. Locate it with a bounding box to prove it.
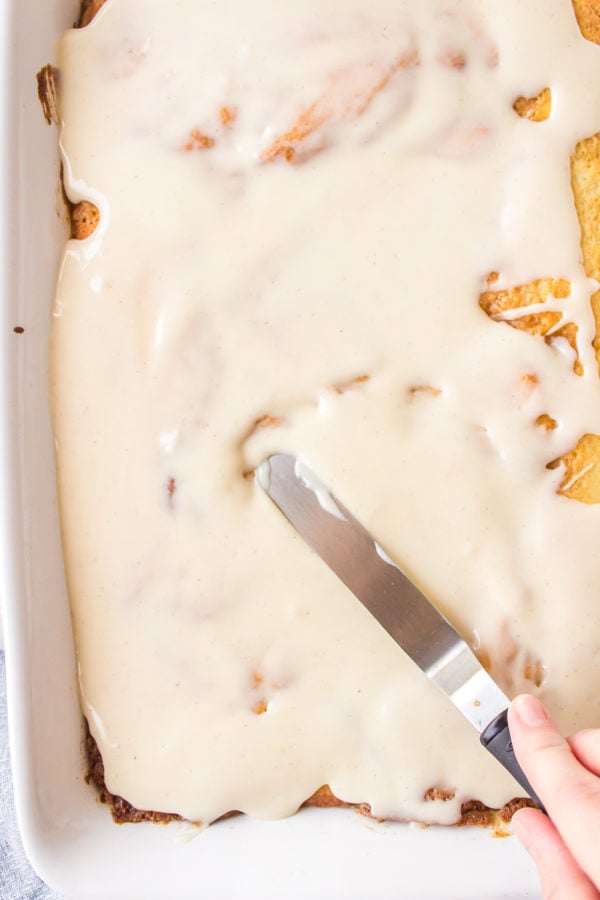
[510,812,529,840]
[513,694,548,728]
[510,812,534,853]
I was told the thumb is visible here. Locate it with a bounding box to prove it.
[508,694,600,888]
[511,807,599,900]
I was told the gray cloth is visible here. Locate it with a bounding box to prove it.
[0,650,63,900]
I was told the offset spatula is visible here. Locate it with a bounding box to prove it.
[257,452,545,813]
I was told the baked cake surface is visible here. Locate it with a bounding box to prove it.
[51,0,600,826]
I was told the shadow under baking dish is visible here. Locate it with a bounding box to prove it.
[0,0,542,896]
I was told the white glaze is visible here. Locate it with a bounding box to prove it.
[51,0,600,824]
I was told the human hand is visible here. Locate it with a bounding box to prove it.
[508,694,600,899]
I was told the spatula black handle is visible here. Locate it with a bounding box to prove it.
[480,709,547,815]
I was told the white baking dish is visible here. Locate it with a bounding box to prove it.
[0,1,542,896]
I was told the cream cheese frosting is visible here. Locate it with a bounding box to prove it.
[51,0,600,824]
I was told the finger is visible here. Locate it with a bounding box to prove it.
[508,694,600,888]
[512,808,599,900]
[569,730,600,778]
